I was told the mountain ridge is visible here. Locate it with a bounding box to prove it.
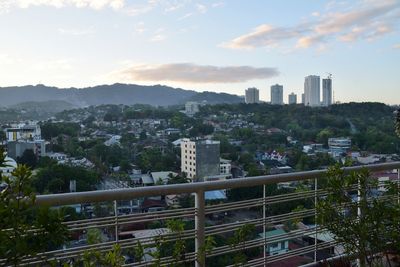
[0,83,243,107]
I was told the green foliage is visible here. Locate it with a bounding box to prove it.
[87,228,103,245]
[33,162,100,193]
[317,165,400,267]
[40,122,81,139]
[69,244,124,267]
[133,240,145,264]
[166,219,187,266]
[201,102,400,154]
[228,224,256,266]
[189,121,214,137]
[0,149,68,266]
[16,149,38,169]
[137,148,178,172]
[199,236,216,264]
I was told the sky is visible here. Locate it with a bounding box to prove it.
[0,0,399,104]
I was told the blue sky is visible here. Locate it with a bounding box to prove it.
[0,0,399,104]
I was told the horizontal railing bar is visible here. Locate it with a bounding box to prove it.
[35,162,400,206]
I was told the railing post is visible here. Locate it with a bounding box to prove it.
[114,200,119,242]
[397,168,400,205]
[195,190,205,267]
[314,177,318,263]
[263,184,267,267]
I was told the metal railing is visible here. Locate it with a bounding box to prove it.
[17,162,400,266]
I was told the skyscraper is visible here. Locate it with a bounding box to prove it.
[245,87,260,104]
[288,93,297,104]
[322,77,333,106]
[304,75,320,107]
[271,84,283,105]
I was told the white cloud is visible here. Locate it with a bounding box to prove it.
[196,3,207,14]
[394,44,400,49]
[134,21,147,34]
[212,2,224,8]
[57,27,94,36]
[150,34,166,42]
[5,0,126,10]
[223,0,400,51]
[178,12,193,20]
[112,63,279,84]
[221,24,304,49]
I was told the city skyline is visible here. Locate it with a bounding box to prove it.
[0,0,399,104]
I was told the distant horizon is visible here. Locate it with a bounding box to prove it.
[1,82,399,106]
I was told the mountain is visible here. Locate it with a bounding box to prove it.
[188,91,244,104]
[0,84,243,107]
[10,100,77,113]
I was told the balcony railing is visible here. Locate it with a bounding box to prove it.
[8,162,400,266]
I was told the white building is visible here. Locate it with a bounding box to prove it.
[185,102,200,116]
[270,84,283,105]
[245,87,260,104]
[304,75,320,107]
[322,77,333,106]
[220,158,231,176]
[104,135,121,146]
[288,93,297,104]
[5,123,41,142]
[181,138,220,182]
[47,152,67,161]
[328,137,351,156]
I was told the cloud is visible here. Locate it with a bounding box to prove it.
[178,12,193,20]
[223,0,400,51]
[150,34,166,42]
[3,0,125,10]
[196,3,207,14]
[212,2,224,8]
[394,44,400,49]
[134,22,147,34]
[221,24,305,49]
[57,27,94,36]
[112,63,279,84]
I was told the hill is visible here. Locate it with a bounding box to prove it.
[0,84,243,107]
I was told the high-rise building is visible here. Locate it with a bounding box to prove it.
[181,138,220,182]
[322,77,333,106]
[288,93,297,104]
[301,93,305,104]
[245,87,260,104]
[304,75,320,107]
[271,84,283,105]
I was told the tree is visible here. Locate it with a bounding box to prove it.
[0,131,5,142]
[17,149,38,169]
[0,148,68,266]
[87,228,103,245]
[317,165,400,267]
[228,224,256,266]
